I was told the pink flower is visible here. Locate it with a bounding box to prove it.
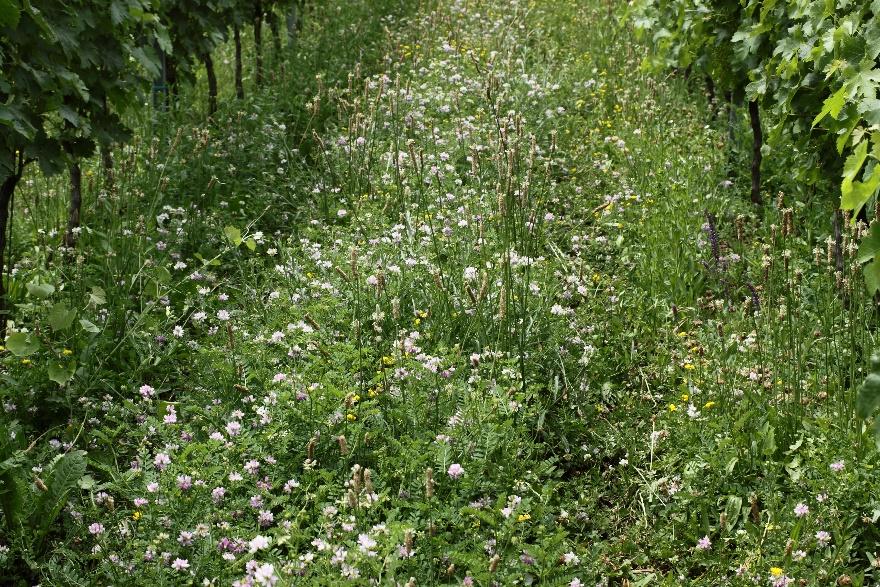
[696,535,711,550]
[794,503,809,517]
[139,385,155,399]
[88,523,104,535]
[447,463,465,479]
[177,475,192,491]
[154,453,171,470]
[171,558,189,571]
[830,460,844,472]
[212,487,226,503]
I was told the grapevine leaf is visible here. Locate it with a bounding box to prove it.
[57,104,80,128]
[865,260,880,295]
[857,374,880,418]
[842,139,869,193]
[858,223,880,264]
[859,98,880,126]
[109,1,126,25]
[873,416,880,452]
[841,164,880,217]
[849,65,880,100]
[154,26,172,55]
[813,86,847,128]
[0,0,19,30]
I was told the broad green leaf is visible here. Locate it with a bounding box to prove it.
[724,495,743,530]
[47,303,76,331]
[245,238,257,251]
[841,164,880,217]
[6,332,39,356]
[813,86,847,128]
[79,319,100,333]
[0,0,20,29]
[858,223,880,264]
[26,282,55,299]
[31,450,87,541]
[858,373,880,418]
[864,259,880,295]
[89,286,106,306]
[842,139,869,191]
[109,1,126,25]
[224,226,242,246]
[77,475,97,490]
[873,416,880,452]
[47,361,75,385]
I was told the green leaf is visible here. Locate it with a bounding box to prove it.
[858,374,880,418]
[109,1,127,25]
[813,86,847,128]
[47,303,76,331]
[723,495,743,530]
[842,140,869,191]
[26,282,55,299]
[89,286,106,306]
[31,450,87,542]
[6,332,39,356]
[0,0,20,29]
[224,226,242,246]
[841,164,880,217]
[873,416,880,452]
[47,361,75,385]
[245,238,257,251]
[858,223,880,264]
[864,260,880,295]
[77,475,97,490]
[79,319,100,333]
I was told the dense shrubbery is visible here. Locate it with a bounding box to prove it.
[632,0,880,291]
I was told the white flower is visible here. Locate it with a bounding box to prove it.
[249,535,271,553]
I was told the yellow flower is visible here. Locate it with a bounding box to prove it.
[21,359,31,365]
[368,389,378,398]
[668,404,677,412]
[352,394,361,404]
[681,394,689,402]
[62,348,73,356]
[770,567,783,578]
[346,413,357,422]
[517,513,531,523]
[703,401,715,409]
[382,356,394,366]
[683,363,695,370]
[413,318,421,326]
[133,511,142,521]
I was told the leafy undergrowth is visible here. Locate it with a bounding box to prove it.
[2,0,880,585]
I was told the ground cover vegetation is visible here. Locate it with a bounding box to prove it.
[1,0,880,584]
